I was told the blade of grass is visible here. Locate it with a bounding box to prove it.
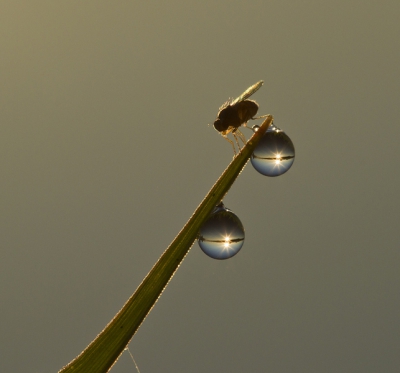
[58,115,273,373]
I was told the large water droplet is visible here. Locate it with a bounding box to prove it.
[198,202,245,260]
[251,124,295,176]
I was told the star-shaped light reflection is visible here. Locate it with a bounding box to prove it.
[275,153,282,165]
[223,236,231,248]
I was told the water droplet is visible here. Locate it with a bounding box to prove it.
[198,202,245,259]
[252,124,260,132]
[251,124,295,176]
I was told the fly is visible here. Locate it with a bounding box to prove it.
[213,80,266,154]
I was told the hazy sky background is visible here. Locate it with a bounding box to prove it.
[1,1,399,372]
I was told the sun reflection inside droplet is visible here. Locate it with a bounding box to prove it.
[198,203,245,259]
[224,236,230,248]
[251,127,295,177]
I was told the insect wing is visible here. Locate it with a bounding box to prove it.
[230,80,264,106]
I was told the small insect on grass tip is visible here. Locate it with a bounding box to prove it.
[212,81,268,155]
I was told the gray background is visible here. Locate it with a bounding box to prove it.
[1,1,399,372]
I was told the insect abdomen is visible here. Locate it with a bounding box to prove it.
[235,100,259,123]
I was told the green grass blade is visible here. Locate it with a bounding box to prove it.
[58,115,273,373]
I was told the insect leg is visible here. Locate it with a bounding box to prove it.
[232,133,242,152]
[221,134,237,155]
[251,114,269,120]
[235,129,247,145]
